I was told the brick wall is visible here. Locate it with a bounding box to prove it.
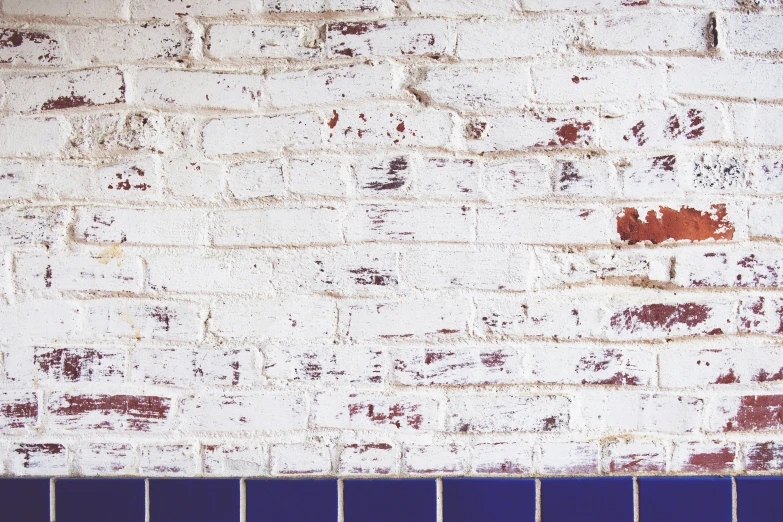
[0,0,781,477]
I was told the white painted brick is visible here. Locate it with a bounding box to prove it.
[325,105,452,148]
[162,160,224,201]
[271,444,331,474]
[525,344,655,386]
[204,444,266,475]
[446,395,570,433]
[48,393,173,432]
[0,28,62,66]
[76,207,209,246]
[267,63,398,108]
[132,348,255,386]
[416,158,481,199]
[660,345,783,387]
[725,13,783,54]
[0,302,81,344]
[602,105,725,150]
[0,116,68,156]
[603,440,666,473]
[739,296,783,335]
[555,159,617,197]
[620,155,679,197]
[590,11,708,52]
[3,68,125,113]
[533,249,671,289]
[35,163,93,201]
[202,114,321,156]
[207,25,321,60]
[404,444,466,474]
[148,252,273,295]
[140,445,197,475]
[393,345,521,385]
[8,444,69,476]
[472,442,534,474]
[690,150,750,193]
[0,207,67,247]
[346,204,472,243]
[478,206,613,245]
[271,246,398,296]
[675,247,783,288]
[607,299,737,340]
[483,159,552,199]
[755,156,783,194]
[5,0,124,18]
[340,299,469,340]
[340,443,396,474]
[750,200,783,239]
[83,298,204,342]
[408,0,517,15]
[179,392,307,432]
[457,19,578,59]
[521,0,649,10]
[264,345,384,383]
[34,347,125,384]
[135,69,263,110]
[465,113,596,152]
[67,23,190,64]
[311,392,438,431]
[583,392,704,434]
[416,66,529,110]
[131,0,253,18]
[539,442,599,475]
[77,443,138,475]
[213,208,343,246]
[96,157,159,202]
[327,20,450,58]
[402,246,531,291]
[533,61,663,104]
[15,253,142,293]
[671,58,783,101]
[355,155,411,196]
[210,299,336,340]
[733,104,783,147]
[226,161,286,200]
[288,157,349,197]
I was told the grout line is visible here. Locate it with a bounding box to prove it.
[337,478,344,522]
[50,478,55,522]
[535,478,541,522]
[240,478,247,522]
[145,478,150,522]
[633,476,639,522]
[436,477,443,522]
[732,476,738,522]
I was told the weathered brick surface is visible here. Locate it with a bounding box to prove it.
[1,1,781,479]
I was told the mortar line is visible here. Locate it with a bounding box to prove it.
[145,478,150,522]
[535,478,541,522]
[50,478,55,522]
[436,477,443,522]
[338,478,345,522]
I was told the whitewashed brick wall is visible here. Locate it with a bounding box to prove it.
[0,0,782,477]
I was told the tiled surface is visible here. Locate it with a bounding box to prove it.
[4,476,783,521]
[638,477,732,522]
[737,477,783,522]
[56,479,144,522]
[344,479,437,522]
[0,478,50,522]
[444,478,535,522]
[149,479,240,522]
[541,477,633,522]
[247,479,338,522]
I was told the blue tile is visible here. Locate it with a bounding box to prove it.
[56,479,144,522]
[541,477,633,522]
[0,478,49,522]
[737,476,783,522]
[149,479,239,522]
[246,479,337,522]
[639,477,732,522]
[344,479,436,522]
[443,478,535,522]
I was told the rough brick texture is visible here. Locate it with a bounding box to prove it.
[0,0,781,479]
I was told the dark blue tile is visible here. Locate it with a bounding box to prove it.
[444,478,535,522]
[737,476,783,522]
[344,479,436,522]
[56,479,144,522]
[541,477,633,522]
[247,479,337,522]
[0,478,49,522]
[150,478,239,522]
[639,477,732,522]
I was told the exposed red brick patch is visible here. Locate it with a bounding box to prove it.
[0,394,38,429]
[552,121,592,146]
[616,205,734,244]
[714,369,738,384]
[686,446,735,471]
[611,303,711,331]
[724,395,783,432]
[49,394,170,431]
[41,94,93,111]
[746,442,783,471]
[327,110,339,129]
[465,121,487,139]
[348,401,424,430]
